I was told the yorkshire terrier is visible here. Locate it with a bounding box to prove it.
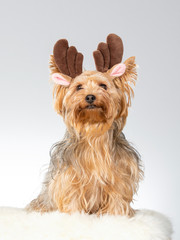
[26,34,143,217]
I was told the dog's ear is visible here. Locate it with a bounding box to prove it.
[49,55,70,115]
[93,34,137,107]
[112,56,137,107]
[50,39,84,115]
[52,73,71,87]
[108,63,126,77]
[108,56,137,129]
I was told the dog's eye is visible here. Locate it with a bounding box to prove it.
[99,83,107,90]
[76,84,83,91]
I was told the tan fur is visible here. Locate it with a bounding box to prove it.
[26,56,143,217]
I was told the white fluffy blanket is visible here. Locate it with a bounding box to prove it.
[0,207,172,240]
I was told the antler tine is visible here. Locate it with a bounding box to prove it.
[67,46,77,77]
[75,52,83,76]
[93,42,110,72]
[107,34,124,68]
[93,34,124,72]
[93,50,104,72]
[53,39,69,76]
[53,39,84,78]
[98,42,110,72]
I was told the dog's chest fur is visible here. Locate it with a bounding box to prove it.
[47,129,140,215]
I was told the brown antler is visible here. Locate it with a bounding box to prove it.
[53,39,84,78]
[93,34,124,72]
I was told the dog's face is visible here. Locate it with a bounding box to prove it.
[62,71,123,135]
[50,34,137,136]
[51,57,136,136]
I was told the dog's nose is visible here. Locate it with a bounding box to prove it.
[85,94,96,104]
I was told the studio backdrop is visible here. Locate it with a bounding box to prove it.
[0,0,179,239]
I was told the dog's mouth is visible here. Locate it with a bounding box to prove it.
[85,104,99,109]
[77,104,106,114]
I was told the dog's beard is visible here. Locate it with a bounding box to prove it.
[64,100,116,137]
[76,106,106,124]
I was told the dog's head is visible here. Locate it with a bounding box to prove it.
[50,34,137,136]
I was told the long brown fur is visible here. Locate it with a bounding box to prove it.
[26,55,143,217]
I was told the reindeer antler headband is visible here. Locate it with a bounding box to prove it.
[53,39,84,78]
[52,34,126,83]
[93,34,124,72]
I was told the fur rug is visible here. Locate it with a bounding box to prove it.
[0,207,172,240]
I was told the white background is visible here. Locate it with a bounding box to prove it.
[0,0,179,239]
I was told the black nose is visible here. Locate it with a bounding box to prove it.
[85,94,96,104]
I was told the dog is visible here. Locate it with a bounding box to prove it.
[26,34,143,217]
